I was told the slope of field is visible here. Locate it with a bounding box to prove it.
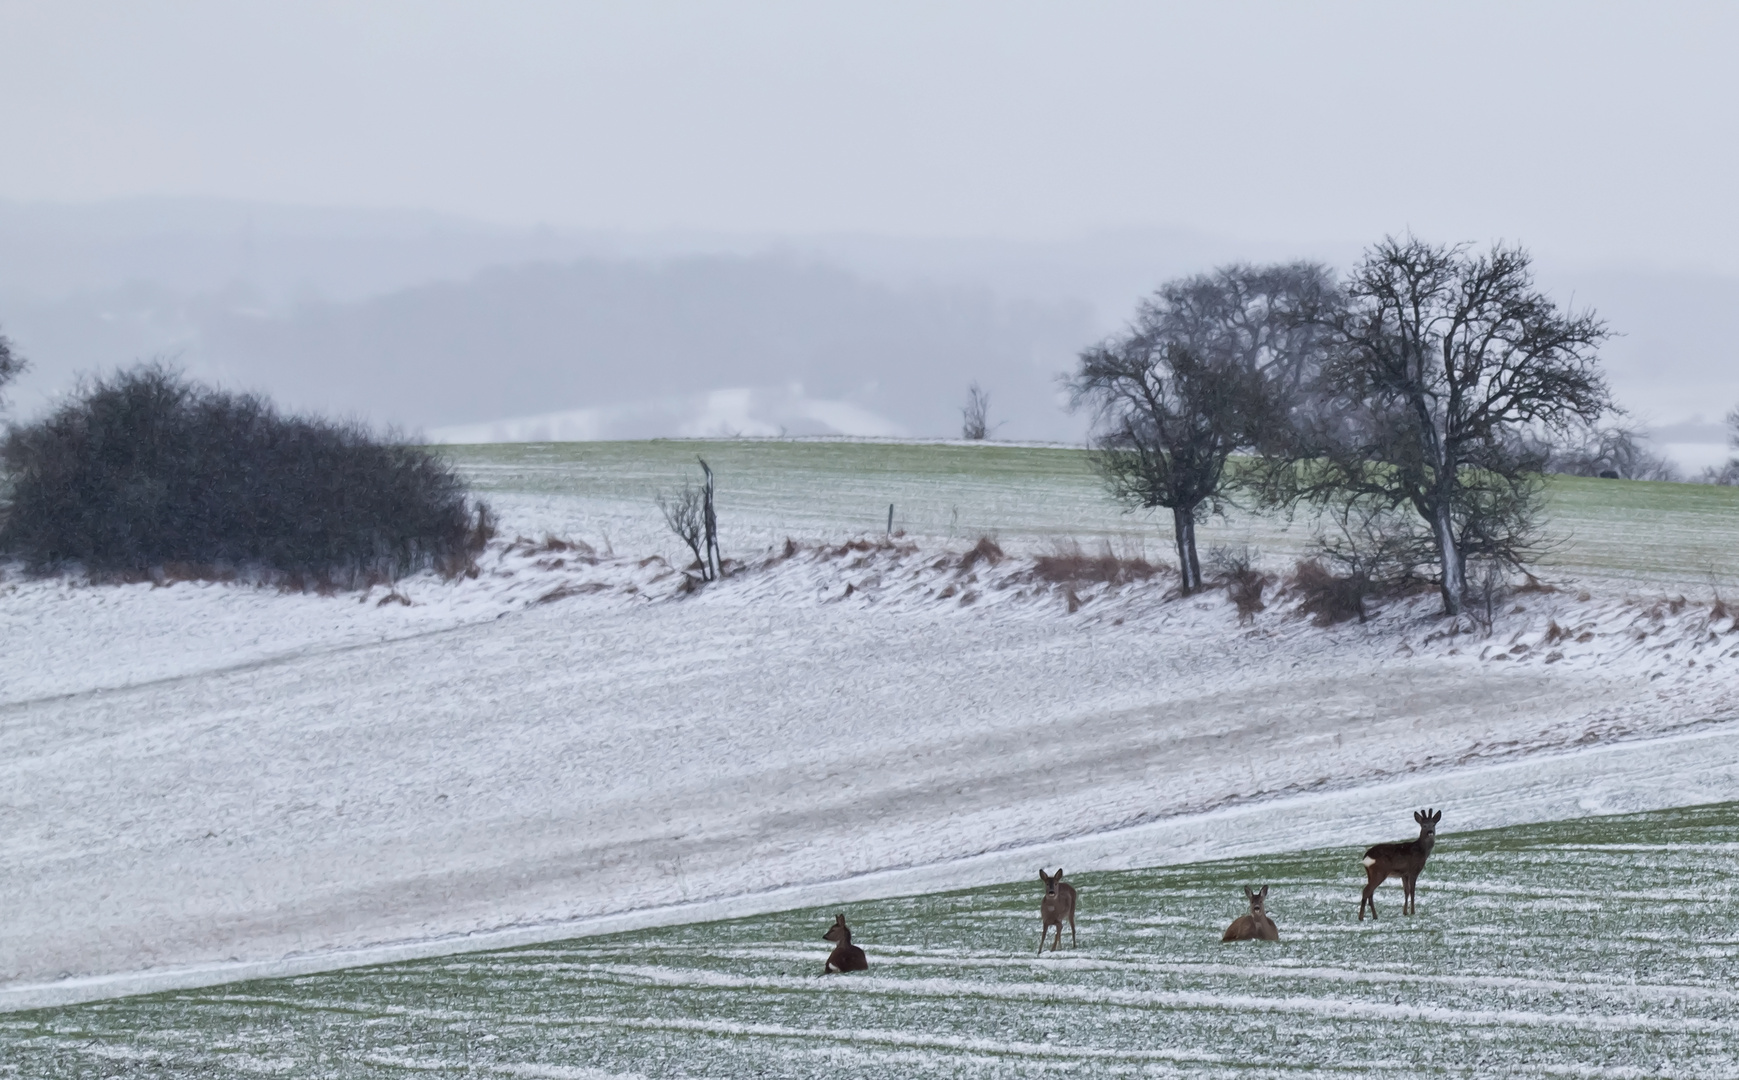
[1,439,1735,1016]
[6,802,1737,1078]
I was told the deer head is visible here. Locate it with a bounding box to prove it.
[1243,884,1269,916]
[1039,868,1065,896]
[823,914,850,943]
[1414,808,1442,837]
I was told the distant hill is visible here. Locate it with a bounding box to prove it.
[197,255,1095,440]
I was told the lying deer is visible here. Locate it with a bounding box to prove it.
[1221,884,1280,942]
[1038,868,1077,954]
[1358,808,1441,920]
[822,914,868,973]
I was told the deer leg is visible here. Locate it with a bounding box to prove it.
[1037,926,1046,956]
[1069,913,1077,947]
[1404,874,1417,916]
[1360,878,1378,921]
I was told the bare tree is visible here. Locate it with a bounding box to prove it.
[658,483,710,580]
[659,457,721,582]
[961,382,992,440]
[1146,262,1343,424]
[1272,238,1612,616]
[1515,420,1679,481]
[697,456,720,579]
[1070,264,1336,595]
[1701,406,1739,485]
[0,328,25,410]
[1072,342,1258,594]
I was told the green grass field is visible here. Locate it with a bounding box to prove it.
[7,802,1736,1077]
[443,439,1739,589]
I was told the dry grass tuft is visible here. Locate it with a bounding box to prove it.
[1515,574,1557,594]
[535,582,609,605]
[1032,541,1159,585]
[1290,559,1369,625]
[1208,545,1268,623]
[506,534,596,560]
[959,536,1004,572]
[822,537,914,560]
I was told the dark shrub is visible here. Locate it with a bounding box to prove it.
[0,365,486,581]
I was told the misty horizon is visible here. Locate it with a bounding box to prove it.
[1,195,1736,472]
[2,4,1737,468]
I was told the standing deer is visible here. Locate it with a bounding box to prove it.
[1358,808,1442,920]
[1221,884,1280,942]
[1038,868,1077,954]
[821,914,868,973]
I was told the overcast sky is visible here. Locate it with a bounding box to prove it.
[4,1,1736,272]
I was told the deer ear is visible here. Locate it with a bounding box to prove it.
[1244,884,1254,899]
[1055,868,1063,879]
[1260,885,1269,898]
[1414,810,1425,824]
[1431,809,1442,822]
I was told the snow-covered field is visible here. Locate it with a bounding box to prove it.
[2,438,1736,1031]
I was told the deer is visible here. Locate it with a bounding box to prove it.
[1358,808,1442,920]
[1037,868,1077,954]
[1221,884,1280,942]
[821,914,868,973]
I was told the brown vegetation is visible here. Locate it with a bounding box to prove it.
[1208,546,1268,623]
[535,582,610,604]
[1031,541,1159,586]
[1290,559,1370,625]
[959,536,1004,572]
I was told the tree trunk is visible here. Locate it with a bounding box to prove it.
[1434,497,1463,615]
[1172,505,1202,595]
[698,457,719,581]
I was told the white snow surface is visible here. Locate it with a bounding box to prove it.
[3,526,1738,1011]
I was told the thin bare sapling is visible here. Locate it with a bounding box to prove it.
[961,382,994,440]
[660,457,721,581]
